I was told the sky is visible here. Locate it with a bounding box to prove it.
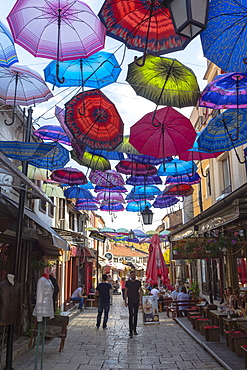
[1,1,208,232]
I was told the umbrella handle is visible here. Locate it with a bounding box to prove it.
[4,73,18,126]
[134,54,147,67]
[56,62,65,84]
[4,109,16,126]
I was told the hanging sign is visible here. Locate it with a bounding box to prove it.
[89,231,106,243]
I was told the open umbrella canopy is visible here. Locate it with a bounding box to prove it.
[130,106,196,158]
[33,125,71,146]
[126,174,162,186]
[86,147,124,161]
[96,191,125,203]
[7,0,106,61]
[200,0,247,72]
[71,150,111,171]
[41,183,65,198]
[133,229,147,238]
[29,142,70,170]
[116,160,157,176]
[65,89,124,150]
[64,186,93,199]
[116,228,129,234]
[127,153,171,166]
[165,173,201,185]
[199,73,247,109]
[0,141,55,161]
[19,165,51,181]
[44,51,121,88]
[78,181,94,190]
[0,20,18,67]
[131,185,162,196]
[89,170,125,187]
[162,184,194,197]
[51,167,87,185]
[158,158,197,176]
[126,55,200,108]
[100,202,124,212]
[76,198,99,205]
[152,195,179,208]
[126,193,155,201]
[115,135,140,155]
[99,0,190,57]
[126,200,152,212]
[146,233,169,285]
[179,133,224,161]
[74,203,98,211]
[94,185,127,193]
[197,109,247,153]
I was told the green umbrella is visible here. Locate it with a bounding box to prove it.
[115,136,140,155]
[126,55,200,108]
[71,150,111,171]
[41,183,65,198]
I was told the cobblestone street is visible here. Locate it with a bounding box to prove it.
[13,295,224,370]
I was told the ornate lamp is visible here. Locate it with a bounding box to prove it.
[141,206,153,225]
[128,229,135,239]
[162,0,209,40]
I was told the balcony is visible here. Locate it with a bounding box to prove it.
[222,185,232,195]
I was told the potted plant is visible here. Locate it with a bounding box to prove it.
[189,281,200,299]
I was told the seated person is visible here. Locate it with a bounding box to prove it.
[151,284,164,308]
[70,284,86,311]
[229,288,244,311]
[177,286,190,316]
[171,284,180,300]
[220,287,228,305]
[113,280,120,294]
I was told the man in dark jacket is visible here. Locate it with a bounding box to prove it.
[124,270,142,338]
[95,274,112,329]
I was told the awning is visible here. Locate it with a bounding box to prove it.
[114,262,126,271]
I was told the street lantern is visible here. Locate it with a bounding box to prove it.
[162,0,209,40]
[141,206,153,225]
[128,229,135,239]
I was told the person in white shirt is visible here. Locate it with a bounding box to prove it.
[151,284,160,298]
[71,285,86,311]
[172,284,180,301]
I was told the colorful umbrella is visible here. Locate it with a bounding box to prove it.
[100,227,116,233]
[133,229,147,238]
[152,196,179,208]
[116,160,157,176]
[29,142,70,170]
[65,89,124,150]
[19,165,51,181]
[126,175,162,186]
[146,234,169,285]
[126,193,155,201]
[129,107,196,158]
[33,125,71,146]
[179,134,224,161]
[115,135,140,155]
[0,141,54,161]
[64,185,93,199]
[131,185,162,197]
[200,0,247,73]
[165,173,201,185]
[74,203,98,211]
[158,158,197,176]
[126,55,200,108]
[0,20,18,67]
[96,192,125,203]
[51,167,87,185]
[70,150,111,171]
[162,184,194,197]
[99,0,190,59]
[116,228,129,234]
[80,181,94,190]
[94,185,127,193]
[127,153,171,166]
[89,170,125,187]
[86,147,124,161]
[76,198,99,205]
[126,201,152,212]
[41,183,65,198]
[100,203,124,212]
[197,109,247,154]
[44,51,121,88]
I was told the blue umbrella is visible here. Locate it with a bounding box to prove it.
[100,203,124,212]
[158,158,197,176]
[126,175,162,186]
[64,186,93,200]
[80,181,94,190]
[0,20,18,67]
[153,196,179,209]
[127,153,172,165]
[126,193,155,201]
[29,142,70,170]
[197,109,247,155]
[33,125,71,146]
[0,141,55,161]
[74,203,98,211]
[86,147,124,160]
[94,185,127,193]
[165,173,201,185]
[200,0,247,72]
[130,185,162,196]
[126,201,152,212]
[133,229,147,237]
[44,51,121,88]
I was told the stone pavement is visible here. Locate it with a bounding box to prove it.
[12,295,224,370]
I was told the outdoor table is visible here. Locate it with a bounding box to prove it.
[237,322,247,334]
[223,317,247,332]
[203,305,217,320]
[196,303,207,316]
[210,310,230,334]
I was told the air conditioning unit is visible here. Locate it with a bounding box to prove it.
[59,219,68,229]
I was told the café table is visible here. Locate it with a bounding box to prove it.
[223,317,247,332]
[196,303,207,316]
[237,321,247,334]
[210,310,238,334]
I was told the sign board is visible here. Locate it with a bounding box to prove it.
[89,231,106,243]
[105,252,113,260]
[142,296,159,324]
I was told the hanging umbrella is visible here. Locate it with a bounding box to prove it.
[64,185,93,199]
[200,0,247,73]
[133,229,147,238]
[86,147,124,161]
[94,185,127,193]
[126,55,200,108]
[0,63,53,125]
[114,135,140,155]
[0,141,55,161]
[126,175,162,186]
[41,183,65,198]
[76,198,99,205]
[131,185,162,197]
[165,173,201,185]
[158,158,197,176]
[146,233,169,285]
[51,167,87,185]
[100,203,124,212]
[162,184,194,197]
[116,160,157,176]
[7,0,106,83]
[29,142,70,170]
[129,107,196,158]
[86,227,99,231]
[89,170,125,187]
[126,201,152,212]
[19,165,51,181]
[33,125,71,146]
[71,150,111,171]
[159,230,170,236]
[126,193,155,201]
[179,133,224,161]
[99,0,190,62]
[153,196,179,208]
[44,51,121,88]
[0,20,18,67]
[116,228,129,234]
[74,203,98,211]
[79,181,94,190]
[127,153,171,166]
[100,227,116,233]
[96,191,125,203]
[196,109,247,156]
[65,89,124,150]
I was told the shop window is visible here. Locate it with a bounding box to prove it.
[69,211,75,230]
[58,198,65,220]
[48,197,54,217]
[221,157,231,194]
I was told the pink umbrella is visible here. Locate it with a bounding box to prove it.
[89,170,125,187]
[96,191,125,203]
[146,234,169,286]
[51,167,87,185]
[115,159,157,176]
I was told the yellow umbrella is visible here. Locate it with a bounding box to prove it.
[41,183,64,198]
[19,165,51,181]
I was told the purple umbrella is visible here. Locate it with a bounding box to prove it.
[153,196,179,209]
[74,203,98,211]
[89,170,125,187]
[94,185,127,193]
[33,125,71,146]
[100,203,124,212]
[127,154,172,165]
[96,192,125,203]
[165,173,201,185]
[126,175,162,186]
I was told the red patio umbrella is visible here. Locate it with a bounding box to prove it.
[146,234,169,286]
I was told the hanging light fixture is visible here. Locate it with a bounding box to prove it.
[162,0,209,40]
[141,206,153,225]
[128,229,135,239]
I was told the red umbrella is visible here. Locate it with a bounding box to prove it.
[146,234,169,286]
[115,160,157,176]
[162,184,194,197]
[65,89,124,150]
[51,167,87,185]
[129,107,196,158]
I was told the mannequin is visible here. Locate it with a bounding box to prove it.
[0,274,22,325]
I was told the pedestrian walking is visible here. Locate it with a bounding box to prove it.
[124,270,142,338]
[95,274,112,329]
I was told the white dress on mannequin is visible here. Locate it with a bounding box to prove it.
[33,276,54,322]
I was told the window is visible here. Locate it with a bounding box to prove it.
[39,198,46,213]
[69,211,75,230]
[222,157,231,193]
[205,168,211,197]
[58,198,65,220]
[48,197,54,217]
